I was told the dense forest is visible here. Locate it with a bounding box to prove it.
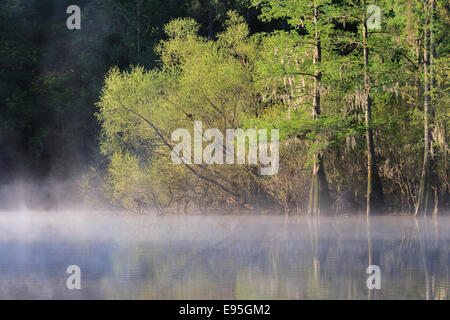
[0,0,448,215]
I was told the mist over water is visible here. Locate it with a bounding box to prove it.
[0,0,448,304]
[0,212,448,299]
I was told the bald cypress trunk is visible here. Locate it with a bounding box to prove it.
[308,6,331,217]
[416,0,437,216]
[363,22,384,216]
[415,6,431,217]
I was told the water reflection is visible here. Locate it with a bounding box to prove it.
[0,214,448,299]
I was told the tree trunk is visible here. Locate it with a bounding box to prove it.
[430,0,439,216]
[308,6,332,217]
[416,0,437,216]
[363,22,384,216]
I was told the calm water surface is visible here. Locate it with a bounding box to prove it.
[0,213,448,299]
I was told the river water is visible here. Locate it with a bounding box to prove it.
[0,213,448,299]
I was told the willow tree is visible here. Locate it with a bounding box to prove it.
[97,16,263,212]
[254,0,336,216]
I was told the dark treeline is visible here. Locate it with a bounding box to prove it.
[0,0,448,215]
[0,0,266,179]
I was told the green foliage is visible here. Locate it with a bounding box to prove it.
[1,0,448,213]
[98,14,263,210]
[96,1,449,213]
